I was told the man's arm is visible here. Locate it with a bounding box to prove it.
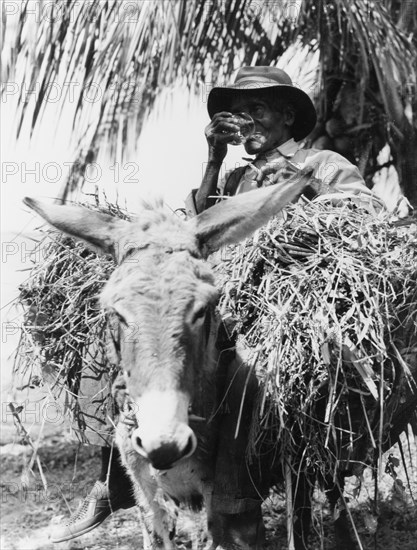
[308,149,386,212]
[189,112,241,215]
[195,158,224,213]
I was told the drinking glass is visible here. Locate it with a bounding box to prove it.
[229,113,255,145]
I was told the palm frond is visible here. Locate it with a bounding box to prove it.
[2,0,416,202]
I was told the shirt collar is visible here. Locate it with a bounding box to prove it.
[242,138,300,163]
[272,138,299,159]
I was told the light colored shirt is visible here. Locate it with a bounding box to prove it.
[186,139,385,216]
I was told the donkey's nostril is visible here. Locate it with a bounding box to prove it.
[130,426,197,466]
[183,437,193,457]
[182,432,197,459]
[131,429,148,458]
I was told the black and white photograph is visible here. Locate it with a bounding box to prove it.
[1,1,416,549]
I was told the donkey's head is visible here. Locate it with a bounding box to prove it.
[24,172,310,469]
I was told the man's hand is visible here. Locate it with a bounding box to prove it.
[197,112,240,213]
[254,159,316,190]
[205,111,240,161]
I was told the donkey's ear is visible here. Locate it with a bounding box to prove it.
[189,170,312,257]
[23,198,129,256]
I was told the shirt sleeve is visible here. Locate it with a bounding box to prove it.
[309,150,386,213]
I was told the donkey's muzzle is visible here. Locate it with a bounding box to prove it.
[131,426,197,470]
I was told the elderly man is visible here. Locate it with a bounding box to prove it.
[51,66,384,546]
[187,65,383,215]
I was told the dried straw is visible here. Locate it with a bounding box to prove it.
[215,198,417,479]
[13,199,130,399]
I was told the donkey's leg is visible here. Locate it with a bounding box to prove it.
[131,480,178,550]
[324,474,356,550]
[122,452,179,549]
[116,426,178,549]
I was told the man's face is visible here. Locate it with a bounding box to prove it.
[230,94,293,155]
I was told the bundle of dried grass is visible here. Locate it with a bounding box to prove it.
[13,199,130,396]
[216,198,417,477]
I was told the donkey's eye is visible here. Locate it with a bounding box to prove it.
[191,306,207,325]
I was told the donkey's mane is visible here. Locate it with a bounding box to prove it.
[117,201,200,261]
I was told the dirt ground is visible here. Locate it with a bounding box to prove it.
[1,410,416,550]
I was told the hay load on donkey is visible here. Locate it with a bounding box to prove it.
[215,198,417,471]
[15,188,417,548]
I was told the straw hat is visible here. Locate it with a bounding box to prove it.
[207,66,317,141]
